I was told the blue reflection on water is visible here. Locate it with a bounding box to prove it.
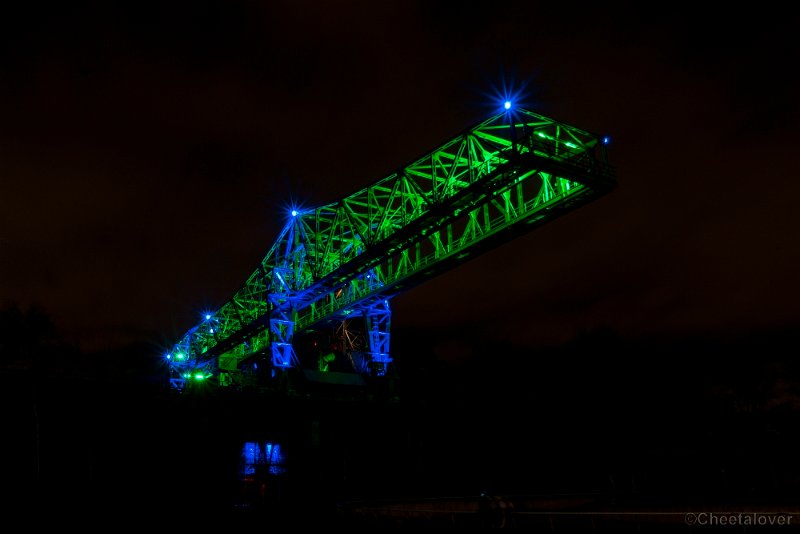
[241,441,286,477]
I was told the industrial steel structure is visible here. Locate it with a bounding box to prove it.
[166,105,617,391]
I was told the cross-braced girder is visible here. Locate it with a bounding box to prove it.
[167,108,616,388]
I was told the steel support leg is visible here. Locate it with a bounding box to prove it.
[365,300,391,376]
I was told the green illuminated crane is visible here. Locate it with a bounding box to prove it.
[166,105,616,390]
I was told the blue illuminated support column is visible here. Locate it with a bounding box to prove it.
[269,304,297,368]
[365,300,392,376]
[167,337,192,390]
[268,266,299,369]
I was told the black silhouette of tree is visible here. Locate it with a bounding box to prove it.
[0,302,60,370]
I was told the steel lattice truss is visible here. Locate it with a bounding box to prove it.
[167,108,616,389]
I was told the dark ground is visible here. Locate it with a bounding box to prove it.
[4,318,800,529]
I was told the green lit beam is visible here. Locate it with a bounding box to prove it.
[169,108,616,375]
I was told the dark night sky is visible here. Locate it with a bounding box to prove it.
[1,1,798,355]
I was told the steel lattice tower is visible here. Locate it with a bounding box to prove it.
[166,105,617,391]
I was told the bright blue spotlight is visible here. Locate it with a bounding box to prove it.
[205,314,211,320]
[165,353,172,360]
[291,210,298,217]
[602,135,611,145]
[504,101,512,110]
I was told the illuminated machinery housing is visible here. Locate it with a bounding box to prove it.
[165,105,617,392]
